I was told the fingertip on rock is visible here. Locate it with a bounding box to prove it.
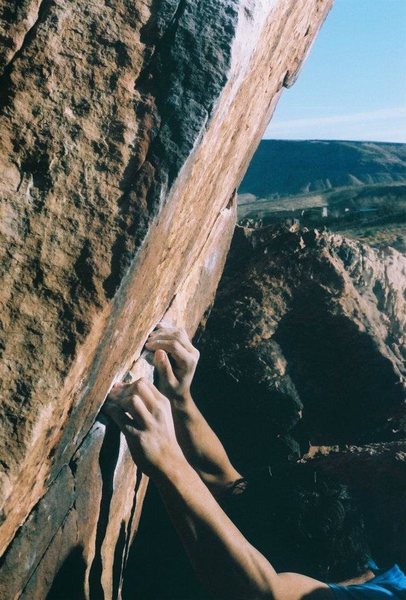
[135,376,148,388]
[112,381,123,388]
[156,320,172,329]
[155,349,166,362]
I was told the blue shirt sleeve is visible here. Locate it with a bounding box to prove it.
[329,582,401,599]
[329,565,406,600]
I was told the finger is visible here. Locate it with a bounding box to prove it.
[145,338,191,366]
[108,382,141,410]
[149,328,194,351]
[148,331,191,347]
[147,332,191,354]
[130,391,155,426]
[154,350,178,387]
[103,401,139,432]
[132,377,167,414]
[108,381,153,426]
[117,379,155,413]
[107,381,127,403]
[155,321,174,330]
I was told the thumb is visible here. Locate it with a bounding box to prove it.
[154,350,177,387]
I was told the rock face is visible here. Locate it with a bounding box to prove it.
[194,224,406,568]
[0,0,333,597]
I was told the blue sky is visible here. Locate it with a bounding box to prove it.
[264,0,406,142]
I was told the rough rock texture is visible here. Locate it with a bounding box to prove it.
[301,442,406,569]
[0,0,333,597]
[0,198,236,600]
[193,224,406,567]
[195,226,406,460]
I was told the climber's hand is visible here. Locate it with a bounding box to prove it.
[145,324,199,402]
[104,378,184,476]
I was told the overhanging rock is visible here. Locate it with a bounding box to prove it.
[0,0,333,596]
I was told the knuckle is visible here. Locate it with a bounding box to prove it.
[160,398,171,412]
[179,330,190,343]
[154,402,167,417]
[186,350,199,365]
[173,340,182,353]
[130,395,139,410]
[131,379,140,391]
[184,354,193,366]
[155,390,169,405]
[111,382,123,394]
[135,377,148,389]
[156,388,167,401]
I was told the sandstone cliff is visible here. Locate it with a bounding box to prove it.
[194,224,406,569]
[0,0,333,597]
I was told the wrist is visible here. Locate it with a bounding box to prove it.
[151,450,191,485]
[171,391,195,413]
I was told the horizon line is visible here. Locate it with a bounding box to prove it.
[265,106,406,131]
[260,137,406,145]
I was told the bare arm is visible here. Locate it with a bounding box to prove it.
[105,379,334,600]
[145,324,241,495]
[154,455,333,600]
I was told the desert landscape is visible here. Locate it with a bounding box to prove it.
[0,0,405,598]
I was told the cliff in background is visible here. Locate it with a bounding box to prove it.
[0,0,333,597]
[194,224,406,569]
[238,140,406,253]
[125,222,406,599]
[239,140,406,198]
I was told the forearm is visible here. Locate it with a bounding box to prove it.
[106,374,331,600]
[171,394,241,495]
[154,457,277,600]
[147,326,241,492]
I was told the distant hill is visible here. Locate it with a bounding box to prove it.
[239,140,406,198]
[238,140,406,254]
